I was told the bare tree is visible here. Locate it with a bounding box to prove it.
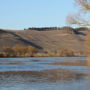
[66,1,90,67]
[66,0,90,26]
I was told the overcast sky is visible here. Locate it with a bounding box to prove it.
[0,0,76,30]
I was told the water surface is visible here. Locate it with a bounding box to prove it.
[0,57,89,90]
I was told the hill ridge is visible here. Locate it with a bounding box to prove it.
[0,26,89,56]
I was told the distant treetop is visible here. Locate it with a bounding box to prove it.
[24,26,89,31]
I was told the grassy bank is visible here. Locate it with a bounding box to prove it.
[0,45,86,57]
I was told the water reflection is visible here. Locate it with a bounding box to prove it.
[0,57,89,90]
[87,56,90,90]
[0,69,88,90]
[0,69,87,82]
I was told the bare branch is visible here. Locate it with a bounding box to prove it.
[66,14,90,26]
[75,0,90,11]
[66,0,90,26]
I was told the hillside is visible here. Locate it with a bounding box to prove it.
[0,27,89,56]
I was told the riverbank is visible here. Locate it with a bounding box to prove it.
[0,52,86,57]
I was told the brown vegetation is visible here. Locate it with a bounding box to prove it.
[86,34,90,66]
[1,45,38,57]
[86,34,90,54]
[33,49,84,57]
[0,45,84,57]
[0,26,89,57]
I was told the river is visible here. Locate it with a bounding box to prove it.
[0,57,89,90]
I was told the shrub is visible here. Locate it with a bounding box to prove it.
[2,45,38,57]
[57,49,75,57]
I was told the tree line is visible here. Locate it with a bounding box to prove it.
[24,26,88,31]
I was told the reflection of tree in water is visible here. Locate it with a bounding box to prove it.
[0,69,87,83]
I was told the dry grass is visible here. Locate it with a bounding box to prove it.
[86,33,90,66]
[0,48,77,57]
[0,28,87,56]
[0,45,87,57]
[34,49,78,57]
[1,45,38,57]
